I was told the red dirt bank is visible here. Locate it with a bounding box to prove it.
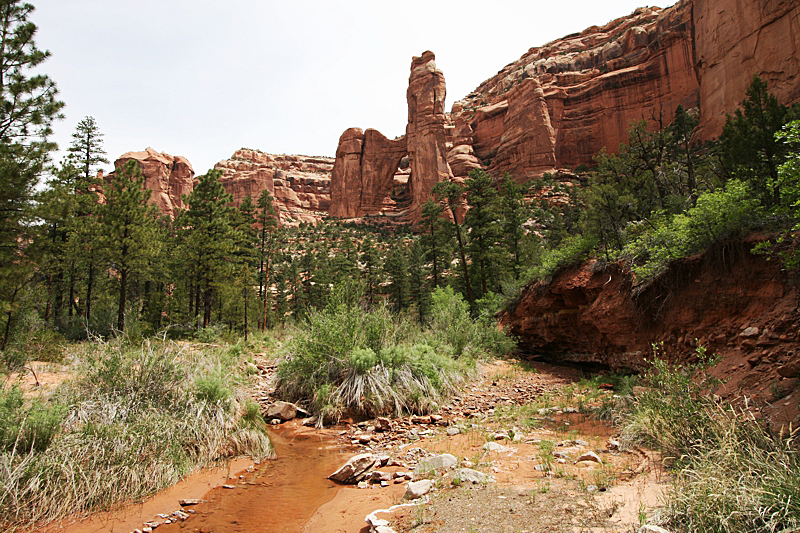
[500,236,800,430]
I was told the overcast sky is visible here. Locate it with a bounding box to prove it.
[32,0,667,176]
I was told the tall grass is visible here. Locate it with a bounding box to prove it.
[618,347,800,532]
[0,338,272,529]
[276,285,514,424]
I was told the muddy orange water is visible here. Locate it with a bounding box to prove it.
[43,422,351,533]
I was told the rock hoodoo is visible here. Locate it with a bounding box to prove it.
[110,147,195,219]
[329,51,455,224]
[214,149,333,225]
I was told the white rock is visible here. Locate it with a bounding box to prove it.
[415,453,457,474]
[404,479,434,499]
[639,526,672,533]
[575,451,603,464]
[454,468,495,484]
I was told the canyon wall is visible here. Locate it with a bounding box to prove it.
[693,0,800,138]
[110,148,195,219]
[214,149,333,225]
[329,51,454,223]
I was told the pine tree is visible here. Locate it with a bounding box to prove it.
[360,235,382,306]
[408,240,430,322]
[180,168,235,328]
[464,169,501,297]
[97,160,161,332]
[0,0,64,347]
[67,116,108,182]
[384,243,410,312]
[499,174,529,280]
[720,75,798,208]
[419,199,449,288]
[255,189,278,331]
[432,180,474,309]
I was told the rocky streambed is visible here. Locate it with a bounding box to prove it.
[46,359,666,533]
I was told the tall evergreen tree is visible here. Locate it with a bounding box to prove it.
[0,0,64,346]
[384,243,410,312]
[720,75,798,208]
[419,199,448,288]
[97,160,161,332]
[499,173,529,280]
[432,180,474,309]
[255,189,278,330]
[180,168,235,328]
[464,169,501,297]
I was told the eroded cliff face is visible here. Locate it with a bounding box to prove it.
[452,3,700,174]
[693,0,800,138]
[329,51,454,223]
[214,149,333,225]
[111,148,195,219]
[500,237,800,428]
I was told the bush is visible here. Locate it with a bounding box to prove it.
[0,339,272,528]
[274,286,515,424]
[618,346,800,532]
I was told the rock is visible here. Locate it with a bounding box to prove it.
[483,442,513,453]
[370,470,391,483]
[302,416,319,427]
[265,401,301,421]
[178,499,202,506]
[607,439,621,451]
[415,453,457,474]
[108,148,194,219]
[638,525,673,533]
[777,362,800,378]
[330,51,453,224]
[404,479,434,499]
[214,150,333,226]
[575,451,603,464]
[411,415,432,425]
[740,327,761,338]
[454,468,495,484]
[446,427,461,436]
[329,453,378,484]
[375,417,392,432]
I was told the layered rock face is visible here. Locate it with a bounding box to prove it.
[214,149,333,225]
[329,51,454,223]
[111,147,194,218]
[405,51,455,221]
[452,3,700,173]
[329,128,407,218]
[693,0,800,138]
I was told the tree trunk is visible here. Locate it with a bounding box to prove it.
[86,260,94,323]
[117,268,127,332]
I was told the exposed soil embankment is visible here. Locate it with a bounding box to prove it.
[501,236,800,428]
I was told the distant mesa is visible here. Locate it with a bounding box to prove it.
[214,149,333,226]
[109,147,334,226]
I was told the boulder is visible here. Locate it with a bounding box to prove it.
[329,453,378,484]
[265,401,305,421]
[454,468,495,484]
[415,453,457,474]
[404,479,434,499]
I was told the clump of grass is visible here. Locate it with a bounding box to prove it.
[276,284,512,424]
[0,338,272,529]
[618,345,800,532]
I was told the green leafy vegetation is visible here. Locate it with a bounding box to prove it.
[276,284,514,424]
[616,348,800,533]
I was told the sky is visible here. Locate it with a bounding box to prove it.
[32,0,668,176]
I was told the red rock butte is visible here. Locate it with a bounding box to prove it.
[109,0,799,226]
[329,0,799,223]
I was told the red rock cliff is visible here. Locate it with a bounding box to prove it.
[214,149,333,226]
[329,51,454,223]
[110,147,194,218]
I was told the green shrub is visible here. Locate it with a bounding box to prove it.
[617,345,800,532]
[528,233,598,282]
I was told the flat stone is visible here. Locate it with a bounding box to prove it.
[265,401,300,421]
[454,468,495,484]
[575,451,603,464]
[777,362,800,378]
[639,526,672,533]
[446,427,461,436]
[415,453,457,474]
[329,453,378,484]
[404,479,434,499]
[740,327,760,338]
[178,499,202,506]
